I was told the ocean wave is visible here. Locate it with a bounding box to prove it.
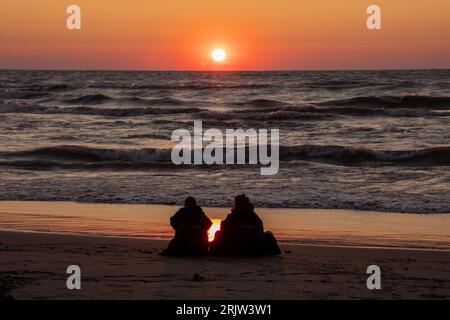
[0,159,178,171]
[2,102,448,120]
[0,103,205,117]
[198,105,449,121]
[24,83,72,92]
[198,109,329,121]
[0,84,72,99]
[84,82,273,91]
[279,145,450,166]
[44,84,72,91]
[295,106,450,117]
[62,94,189,106]
[304,79,389,90]
[2,145,173,163]
[122,83,272,91]
[234,98,288,108]
[319,95,450,109]
[0,91,49,99]
[117,96,187,106]
[63,94,112,104]
[1,144,450,170]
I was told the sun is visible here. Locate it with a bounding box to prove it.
[212,48,227,62]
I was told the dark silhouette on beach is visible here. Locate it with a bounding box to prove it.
[162,197,212,256]
[163,194,281,257]
[211,194,281,256]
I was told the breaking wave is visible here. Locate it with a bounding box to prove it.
[279,145,450,166]
[1,144,450,171]
[1,145,173,163]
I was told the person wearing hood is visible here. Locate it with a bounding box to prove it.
[210,194,281,256]
[162,196,212,256]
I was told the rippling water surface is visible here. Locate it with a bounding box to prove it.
[1,70,450,213]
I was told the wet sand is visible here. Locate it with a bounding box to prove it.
[1,201,450,249]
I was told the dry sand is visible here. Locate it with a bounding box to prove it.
[1,230,450,300]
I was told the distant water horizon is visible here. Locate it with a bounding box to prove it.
[1,68,450,72]
[1,69,450,213]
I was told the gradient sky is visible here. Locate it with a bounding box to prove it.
[1,0,450,70]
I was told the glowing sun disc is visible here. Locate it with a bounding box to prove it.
[212,48,227,62]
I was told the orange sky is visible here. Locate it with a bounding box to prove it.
[1,0,450,70]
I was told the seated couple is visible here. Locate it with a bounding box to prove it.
[162,194,281,257]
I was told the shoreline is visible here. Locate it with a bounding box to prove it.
[1,200,450,250]
[2,228,450,253]
[1,198,448,215]
[3,199,450,215]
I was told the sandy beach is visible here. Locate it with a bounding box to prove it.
[1,201,450,300]
[1,230,450,300]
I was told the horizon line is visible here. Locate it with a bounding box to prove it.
[1,67,449,73]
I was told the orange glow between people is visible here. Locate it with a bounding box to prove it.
[208,219,222,242]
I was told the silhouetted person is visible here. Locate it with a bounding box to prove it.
[162,197,212,256]
[210,194,281,256]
